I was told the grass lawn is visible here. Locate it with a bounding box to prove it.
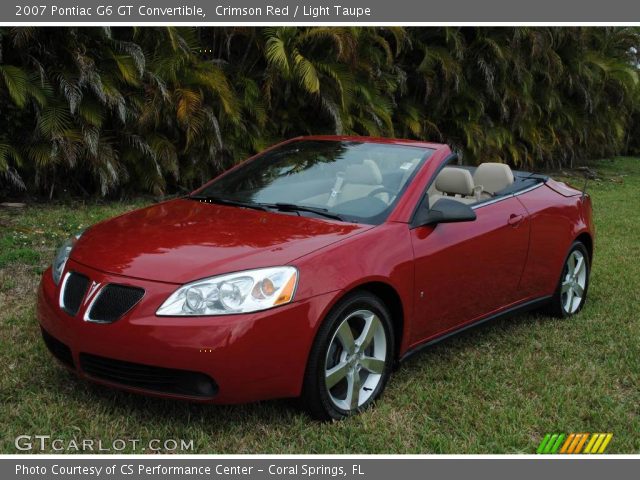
[1,157,639,454]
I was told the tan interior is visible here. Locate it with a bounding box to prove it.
[429,167,477,205]
[303,159,390,206]
[429,163,515,206]
[473,162,514,198]
[301,160,517,211]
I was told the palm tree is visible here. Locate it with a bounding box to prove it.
[1,27,638,198]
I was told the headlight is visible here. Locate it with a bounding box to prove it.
[51,231,83,285]
[156,267,298,316]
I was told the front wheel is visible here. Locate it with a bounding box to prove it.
[301,291,395,421]
[547,241,591,318]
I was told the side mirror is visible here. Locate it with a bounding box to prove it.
[413,198,477,227]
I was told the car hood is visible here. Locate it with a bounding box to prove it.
[71,198,373,284]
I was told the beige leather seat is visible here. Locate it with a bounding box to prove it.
[340,159,386,203]
[302,159,389,206]
[429,167,476,205]
[473,162,514,198]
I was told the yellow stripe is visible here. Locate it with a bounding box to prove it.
[584,434,598,453]
[597,434,613,454]
[590,434,606,454]
[560,434,576,454]
[574,433,589,453]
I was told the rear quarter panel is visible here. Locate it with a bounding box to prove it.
[516,184,594,299]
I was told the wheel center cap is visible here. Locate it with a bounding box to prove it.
[348,352,364,367]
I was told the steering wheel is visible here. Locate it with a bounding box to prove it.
[367,187,397,201]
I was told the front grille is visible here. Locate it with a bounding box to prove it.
[79,353,218,398]
[41,328,74,368]
[87,284,145,323]
[62,272,89,316]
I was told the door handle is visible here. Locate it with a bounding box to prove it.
[508,214,524,226]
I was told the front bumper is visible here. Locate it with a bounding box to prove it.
[37,260,333,404]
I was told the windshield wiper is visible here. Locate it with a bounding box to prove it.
[260,202,345,221]
[189,195,268,211]
[191,196,345,220]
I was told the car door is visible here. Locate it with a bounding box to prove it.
[409,196,530,343]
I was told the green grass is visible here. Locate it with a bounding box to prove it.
[1,159,639,454]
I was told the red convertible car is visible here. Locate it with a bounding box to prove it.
[38,136,594,420]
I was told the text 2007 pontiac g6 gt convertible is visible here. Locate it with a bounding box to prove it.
[38,136,594,419]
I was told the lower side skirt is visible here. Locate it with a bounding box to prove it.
[399,295,552,363]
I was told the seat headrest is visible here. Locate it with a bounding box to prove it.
[435,167,474,196]
[473,162,514,194]
[345,159,382,185]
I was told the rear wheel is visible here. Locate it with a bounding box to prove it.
[547,241,590,318]
[302,291,395,420]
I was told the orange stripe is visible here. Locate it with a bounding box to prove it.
[574,433,589,453]
[567,433,583,453]
[560,434,576,454]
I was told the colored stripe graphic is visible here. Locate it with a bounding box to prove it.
[549,434,565,453]
[584,434,599,453]
[559,433,575,453]
[537,434,552,454]
[538,433,612,454]
[537,434,565,454]
[584,433,614,454]
[574,433,590,453]
[568,433,585,453]
[597,434,613,453]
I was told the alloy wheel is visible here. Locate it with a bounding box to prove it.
[561,249,588,314]
[324,309,387,411]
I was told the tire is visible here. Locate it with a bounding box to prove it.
[301,291,395,421]
[546,241,591,318]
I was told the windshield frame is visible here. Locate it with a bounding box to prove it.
[191,138,434,225]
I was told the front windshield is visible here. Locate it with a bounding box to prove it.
[194,140,433,224]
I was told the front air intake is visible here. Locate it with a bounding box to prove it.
[86,284,145,323]
[79,353,218,398]
[61,272,89,316]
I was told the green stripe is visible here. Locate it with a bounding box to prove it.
[550,434,566,453]
[543,434,559,454]
[537,434,552,454]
